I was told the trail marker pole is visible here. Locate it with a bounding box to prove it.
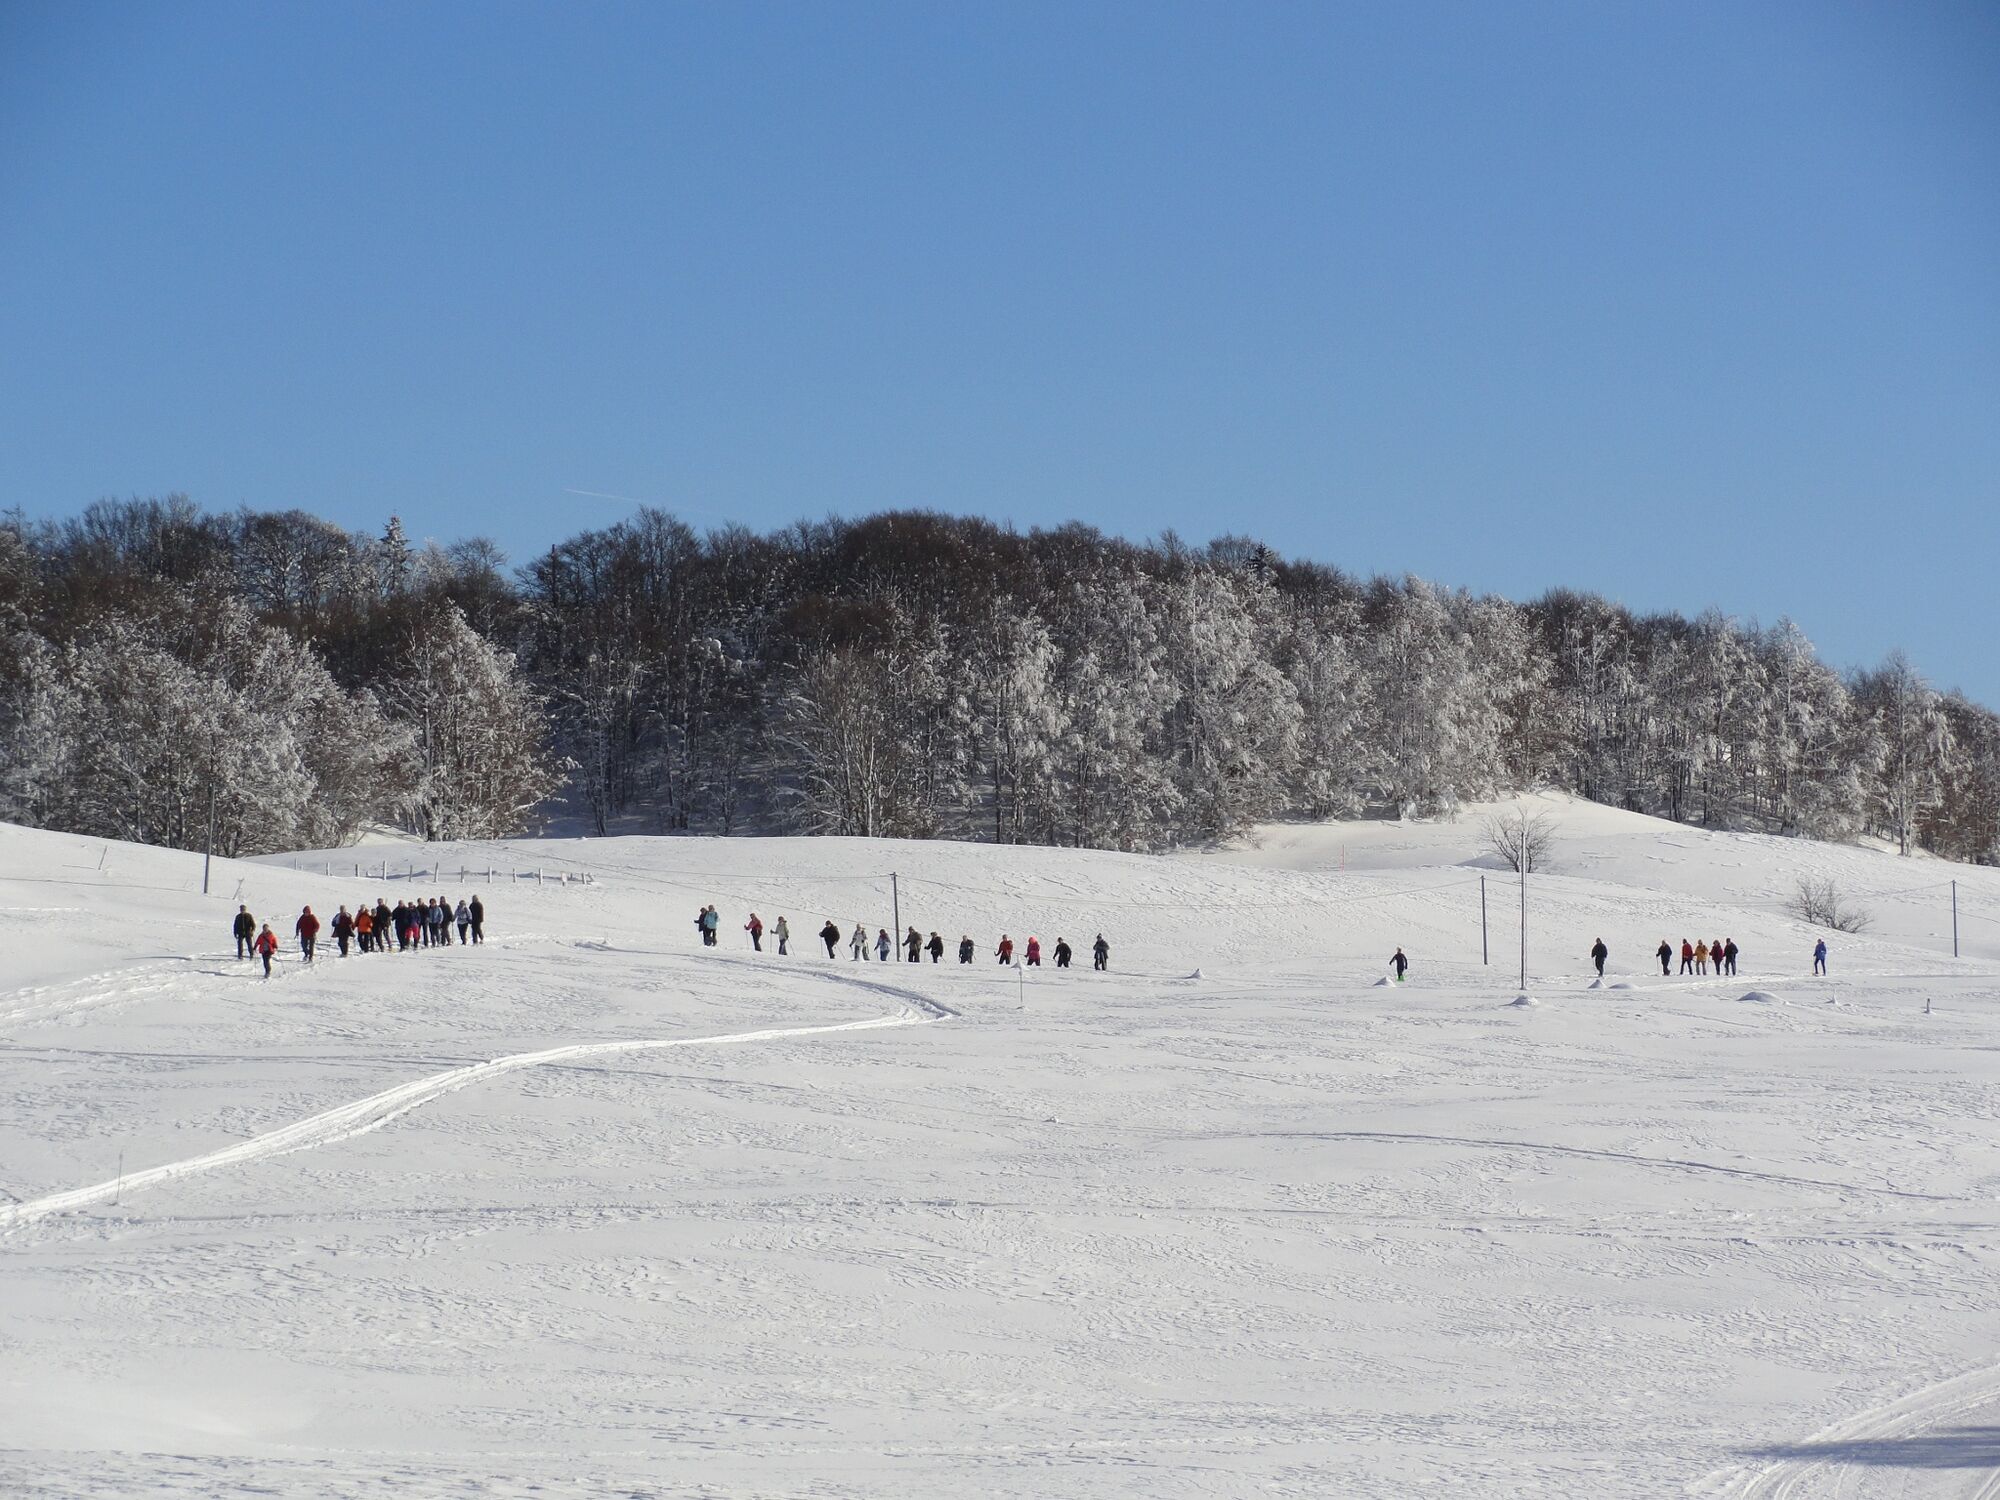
[202,784,215,896]
[1481,876,1488,966]
[1952,880,1959,958]
[1519,846,1527,992]
[891,873,901,959]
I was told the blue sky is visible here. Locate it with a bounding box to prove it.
[3,3,1997,696]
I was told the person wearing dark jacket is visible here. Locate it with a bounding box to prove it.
[295,906,320,964]
[468,895,485,943]
[820,919,841,959]
[233,905,256,959]
[958,936,974,964]
[1092,935,1109,971]
[332,906,355,958]
[905,927,922,962]
[1723,938,1739,976]
[1390,947,1409,981]
[1053,938,1072,969]
[1656,939,1672,976]
[1590,938,1608,978]
[927,931,944,963]
[374,899,392,950]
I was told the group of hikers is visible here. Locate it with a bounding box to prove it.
[693,906,1111,971]
[232,895,487,976]
[1584,935,1833,978]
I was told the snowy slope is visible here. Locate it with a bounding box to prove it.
[2,812,1999,1497]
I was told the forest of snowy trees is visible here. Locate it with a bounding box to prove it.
[2,497,1996,863]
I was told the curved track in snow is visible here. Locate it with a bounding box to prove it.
[0,1009,936,1230]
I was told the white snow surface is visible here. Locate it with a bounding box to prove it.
[4,794,2000,1496]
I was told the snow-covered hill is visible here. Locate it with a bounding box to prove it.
[3,807,1998,1496]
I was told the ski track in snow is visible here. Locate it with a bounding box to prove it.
[0,1007,945,1230]
[1712,1363,2000,1498]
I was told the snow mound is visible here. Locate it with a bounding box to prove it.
[1609,982,1635,990]
[1587,978,1604,989]
[1372,976,1392,987]
[1736,991,1782,1005]
[1508,994,1538,1007]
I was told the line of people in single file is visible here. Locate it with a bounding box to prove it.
[693,907,1110,970]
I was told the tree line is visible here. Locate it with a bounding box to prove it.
[0,497,1992,862]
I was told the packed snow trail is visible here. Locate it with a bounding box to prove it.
[0,1011,929,1229]
[1717,1363,2000,1497]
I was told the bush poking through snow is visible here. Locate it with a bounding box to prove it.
[1483,809,1559,873]
[1789,875,1872,933]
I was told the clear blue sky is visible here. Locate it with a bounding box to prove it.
[4,3,1997,695]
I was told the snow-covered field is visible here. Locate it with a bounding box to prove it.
[4,793,1999,1497]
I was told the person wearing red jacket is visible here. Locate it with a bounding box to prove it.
[254,924,279,978]
[1025,936,1042,967]
[296,906,321,964]
[995,935,1014,964]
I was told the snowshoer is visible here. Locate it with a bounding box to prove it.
[1711,938,1725,978]
[905,927,922,962]
[1053,938,1072,969]
[1656,939,1671,975]
[876,928,892,962]
[820,919,840,958]
[1391,947,1409,981]
[332,906,355,958]
[958,935,974,964]
[454,899,470,943]
[1092,934,1108,971]
[1590,938,1608,977]
[1024,936,1041,967]
[851,923,868,960]
[375,899,393,948]
[254,924,278,977]
[927,931,943,963]
[1679,939,1694,974]
[355,905,375,953]
[702,906,721,947]
[233,905,256,959]
[996,935,1014,964]
[468,895,485,943]
[1723,938,1739,976]
[295,906,320,963]
[774,916,790,956]
[1813,938,1828,975]
[746,913,764,952]
[1694,940,1709,975]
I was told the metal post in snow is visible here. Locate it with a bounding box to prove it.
[1953,880,1959,958]
[892,872,901,959]
[1519,837,1527,992]
[202,783,215,896]
[1481,876,1488,966]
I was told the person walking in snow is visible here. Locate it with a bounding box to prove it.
[1813,938,1828,975]
[820,919,841,959]
[1390,946,1409,982]
[745,912,764,952]
[254,923,278,978]
[774,916,790,956]
[468,895,485,944]
[354,904,375,953]
[958,935,975,964]
[1694,940,1709,975]
[1656,939,1672,976]
[927,931,944,963]
[850,922,868,961]
[876,928,893,962]
[454,898,471,944]
[332,905,355,958]
[1723,938,1739,976]
[1093,934,1109,971]
[702,906,721,947]
[1679,939,1694,974]
[1024,936,1042,967]
[905,926,922,962]
[1053,937,1072,969]
[295,906,320,964]
[996,934,1014,964]
[1590,938,1608,978]
[374,898,392,950]
[233,904,257,959]
[1711,937,1725,978]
